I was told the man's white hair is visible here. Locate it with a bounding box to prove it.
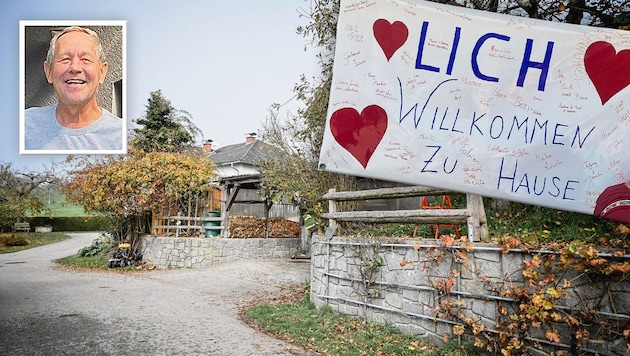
[45,26,105,64]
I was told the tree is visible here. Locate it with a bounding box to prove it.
[259,0,358,224]
[500,0,627,28]
[260,108,356,219]
[446,0,629,27]
[0,163,58,231]
[133,90,202,152]
[63,149,214,248]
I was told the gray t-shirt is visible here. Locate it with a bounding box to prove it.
[24,104,123,151]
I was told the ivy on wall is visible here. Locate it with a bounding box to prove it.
[415,235,630,355]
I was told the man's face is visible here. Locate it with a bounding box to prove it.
[44,31,108,108]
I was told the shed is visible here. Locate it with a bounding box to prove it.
[209,136,299,237]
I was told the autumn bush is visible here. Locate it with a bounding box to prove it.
[0,233,29,247]
[63,149,215,248]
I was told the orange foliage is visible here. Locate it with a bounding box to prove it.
[63,151,215,217]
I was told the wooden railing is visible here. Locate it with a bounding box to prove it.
[321,186,488,241]
[153,215,223,237]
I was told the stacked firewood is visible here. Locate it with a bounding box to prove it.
[267,217,300,238]
[227,216,264,238]
[228,216,299,238]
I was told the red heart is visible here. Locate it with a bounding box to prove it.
[584,41,630,105]
[373,19,408,61]
[330,105,388,169]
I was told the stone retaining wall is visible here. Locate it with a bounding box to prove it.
[310,235,630,355]
[141,236,301,268]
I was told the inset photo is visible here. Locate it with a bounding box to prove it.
[20,20,127,154]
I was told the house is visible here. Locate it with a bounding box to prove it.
[206,134,299,237]
[150,134,302,238]
[206,134,275,179]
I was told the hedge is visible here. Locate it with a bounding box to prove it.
[28,216,110,232]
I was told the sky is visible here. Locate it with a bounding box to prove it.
[1,0,319,171]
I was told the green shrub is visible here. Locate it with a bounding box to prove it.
[78,234,116,257]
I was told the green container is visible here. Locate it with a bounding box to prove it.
[203,212,220,237]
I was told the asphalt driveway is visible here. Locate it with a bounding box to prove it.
[0,232,313,356]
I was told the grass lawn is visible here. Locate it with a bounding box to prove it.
[46,203,90,217]
[36,189,91,218]
[0,232,70,254]
[55,234,152,272]
[244,285,477,356]
[56,254,110,270]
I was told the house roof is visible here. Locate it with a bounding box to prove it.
[218,173,263,188]
[209,140,276,166]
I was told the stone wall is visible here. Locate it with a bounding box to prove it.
[141,236,301,268]
[310,235,630,355]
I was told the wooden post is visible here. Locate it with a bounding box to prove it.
[328,188,338,234]
[220,185,229,238]
[466,194,488,242]
[151,212,158,235]
[264,200,273,239]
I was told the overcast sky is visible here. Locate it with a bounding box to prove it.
[1,0,319,171]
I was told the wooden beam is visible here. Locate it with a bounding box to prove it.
[323,186,462,201]
[231,200,266,204]
[321,209,469,224]
[225,183,241,211]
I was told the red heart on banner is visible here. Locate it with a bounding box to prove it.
[584,41,630,105]
[373,19,408,61]
[330,105,388,169]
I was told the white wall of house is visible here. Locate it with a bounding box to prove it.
[214,163,260,179]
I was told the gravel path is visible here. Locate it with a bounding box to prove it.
[0,232,314,356]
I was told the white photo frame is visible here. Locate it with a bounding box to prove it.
[19,20,127,155]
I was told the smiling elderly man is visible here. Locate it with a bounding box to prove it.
[24,26,123,151]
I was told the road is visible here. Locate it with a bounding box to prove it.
[0,232,313,356]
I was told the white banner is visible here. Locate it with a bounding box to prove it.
[319,0,630,214]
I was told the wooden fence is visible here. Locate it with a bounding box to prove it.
[152,215,223,237]
[321,186,488,241]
